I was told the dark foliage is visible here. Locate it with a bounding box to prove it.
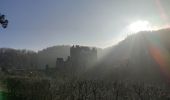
[0,14,8,28]
[5,77,170,100]
[0,48,37,70]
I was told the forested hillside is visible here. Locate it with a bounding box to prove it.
[95,29,170,81]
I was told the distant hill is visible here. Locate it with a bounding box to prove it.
[37,45,70,69]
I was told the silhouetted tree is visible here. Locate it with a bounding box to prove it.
[0,13,8,28]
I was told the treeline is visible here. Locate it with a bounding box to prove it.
[5,77,170,100]
[0,48,37,71]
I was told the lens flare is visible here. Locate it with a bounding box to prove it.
[147,33,170,81]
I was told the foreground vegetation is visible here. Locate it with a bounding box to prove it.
[1,75,169,100]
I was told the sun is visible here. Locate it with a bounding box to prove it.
[128,20,151,33]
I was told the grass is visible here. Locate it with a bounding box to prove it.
[0,91,7,100]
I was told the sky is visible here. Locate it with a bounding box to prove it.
[0,0,170,51]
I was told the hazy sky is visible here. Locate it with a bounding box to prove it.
[0,0,170,50]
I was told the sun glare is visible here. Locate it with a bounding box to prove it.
[128,20,151,33]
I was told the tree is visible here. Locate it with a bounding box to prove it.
[0,13,8,28]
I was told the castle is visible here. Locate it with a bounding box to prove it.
[56,45,97,69]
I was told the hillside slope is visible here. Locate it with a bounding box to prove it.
[97,29,170,81]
